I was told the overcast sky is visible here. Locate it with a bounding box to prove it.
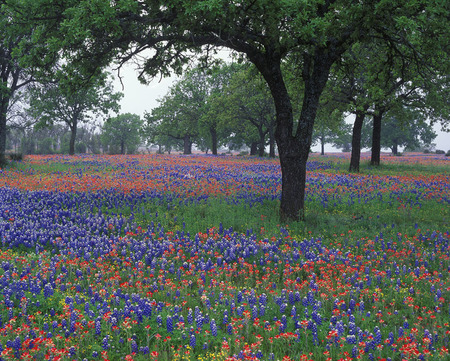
[112,63,450,153]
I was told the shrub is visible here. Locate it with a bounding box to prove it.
[423,149,431,154]
[446,150,450,157]
[0,153,7,168]
[435,149,445,154]
[8,153,23,161]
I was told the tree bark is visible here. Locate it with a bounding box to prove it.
[320,133,325,155]
[68,116,78,156]
[392,142,398,155]
[253,50,332,221]
[370,107,384,166]
[183,135,192,154]
[258,127,265,157]
[210,127,217,155]
[349,110,366,172]
[0,98,8,161]
[69,127,76,155]
[268,123,275,158]
[120,140,125,154]
[250,142,257,155]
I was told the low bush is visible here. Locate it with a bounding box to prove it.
[0,153,7,168]
[8,152,23,161]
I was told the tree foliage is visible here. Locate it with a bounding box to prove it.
[0,2,37,165]
[28,71,122,155]
[7,0,449,219]
[145,64,238,154]
[366,106,437,155]
[208,64,276,157]
[101,113,143,154]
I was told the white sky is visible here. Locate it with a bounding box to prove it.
[111,63,450,153]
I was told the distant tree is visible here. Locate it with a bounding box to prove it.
[207,65,276,157]
[144,121,181,154]
[28,71,122,155]
[363,106,437,155]
[146,64,237,155]
[19,124,67,155]
[146,68,208,154]
[75,126,102,154]
[311,85,347,155]
[198,63,240,155]
[101,113,143,154]
[327,22,448,171]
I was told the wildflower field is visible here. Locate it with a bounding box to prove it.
[0,153,449,361]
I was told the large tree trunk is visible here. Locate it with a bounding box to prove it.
[370,107,384,166]
[183,135,192,154]
[210,127,217,155]
[69,128,76,155]
[258,127,265,157]
[250,142,257,155]
[120,140,125,154]
[392,142,398,155]
[68,116,78,156]
[349,110,366,172]
[254,52,332,221]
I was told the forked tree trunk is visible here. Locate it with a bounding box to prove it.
[349,110,366,172]
[254,51,333,221]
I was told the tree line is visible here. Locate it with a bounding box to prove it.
[1,0,448,220]
[4,61,438,158]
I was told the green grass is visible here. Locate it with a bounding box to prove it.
[94,191,448,250]
[1,155,449,360]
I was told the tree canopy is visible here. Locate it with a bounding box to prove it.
[28,71,122,155]
[101,113,143,154]
[4,0,449,220]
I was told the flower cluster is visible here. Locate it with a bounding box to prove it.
[0,154,448,360]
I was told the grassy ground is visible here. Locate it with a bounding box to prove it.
[0,153,449,360]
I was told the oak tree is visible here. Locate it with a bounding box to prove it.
[11,0,449,220]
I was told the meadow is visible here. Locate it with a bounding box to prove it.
[0,153,449,361]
